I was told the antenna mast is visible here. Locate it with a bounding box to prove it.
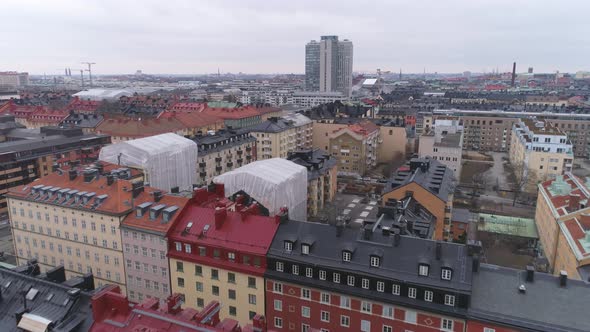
[81,62,96,87]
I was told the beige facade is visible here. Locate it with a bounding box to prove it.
[252,115,313,160]
[311,120,347,151]
[328,121,379,176]
[418,118,463,178]
[196,133,257,185]
[169,259,266,325]
[377,125,407,164]
[9,197,127,293]
[510,119,573,190]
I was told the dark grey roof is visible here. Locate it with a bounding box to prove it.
[0,268,95,332]
[194,129,255,156]
[380,196,436,238]
[60,113,104,128]
[435,132,462,148]
[287,149,337,181]
[248,117,295,133]
[386,157,455,201]
[469,264,590,332]
[268,219,473,293]
[452,208,472,224]
[0,133,109,158]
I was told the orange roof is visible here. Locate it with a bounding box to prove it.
[168,102,281,120]
[96,117,185,138]
[121,193,189,234]
[158,111,223,129]
[333,120,379,137]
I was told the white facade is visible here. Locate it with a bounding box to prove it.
[0,72,29,87]
[292,91,346,108]
[418,118,464,178]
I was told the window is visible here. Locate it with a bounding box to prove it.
[361,301,372,313]
[320,293,330,304]
[361,320,371,332]
[370,256,380,267]
[248,294,256,305]
[425,290,433,302]
[405,310,416,323]
[321,311,329,322]
[408,287,417,298]
[441,318,454,331]
[175,242,182,251]
[211,269,219,280]
[248,277,256,288]
[176,261,184,272]
[184,244,191,254]
[228,252,235,261]
[195,265,202,276]
[273,282,283,294]
[284,241,293,252]
[419,264,429,276]
[347,275,355,286]
[444,294,455,306]
[228,272,236,283]
[177,277,184,287]
[441,268,452,280]
[319,270,326,280]
[196,281,203,292]
[377,281,385,292]
[301,306,310,318]
[483,328,496,332]
[340,296,350,309]
[213,249,220,258]
[306,267,313,277]
[333,273,340,283]
[301,288,310,300]
[340,315,350,327]
[228,289,236,299]
[274,299,282,311]
[362,278,369,289]
[292,264,299,275]
[274,317,282,328]
[392,283,401,295]
[382,305,393,318]
[197,298,204,307]
[301,244,309,255]
[212,286,219,296]
[342,251,351,262]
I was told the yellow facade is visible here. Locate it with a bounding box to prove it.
[169,258,265,326]
[8,197,127,293]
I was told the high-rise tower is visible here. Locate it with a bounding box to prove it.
[305,35,353,97]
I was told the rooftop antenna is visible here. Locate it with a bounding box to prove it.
[82,62,96,87]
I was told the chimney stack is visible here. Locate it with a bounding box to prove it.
[336,221,344,237]
[69,169,77,181]
[214,207,227,229]
[106,174,114,186]
[568,194,581,211]
[559,270,568,287]
[153,191,163,202]
[511,62,517,87]
[472,255,480,272]
[435,242,442,260]
[525,265,535,282]
[393,231,401,247]
[363,224,373,240]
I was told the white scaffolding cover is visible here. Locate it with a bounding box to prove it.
[99,133,198,192]
[214,158,308,220]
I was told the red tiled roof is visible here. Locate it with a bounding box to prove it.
[96,116,185,137]
[65,97,102,113]
[158,111,223,129]
[540,173,590,216]
[333,120,379,137]
[122,193,189,234]
[168,102,281,120]
[561,214,590,258]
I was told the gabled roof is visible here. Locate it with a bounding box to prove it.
[96,117,185,137]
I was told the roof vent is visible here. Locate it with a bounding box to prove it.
[518,284,526,293]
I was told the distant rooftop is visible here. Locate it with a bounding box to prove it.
[386,157,455,202]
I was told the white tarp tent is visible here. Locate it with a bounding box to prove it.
[99,133,198,192]
[214,158,308,220]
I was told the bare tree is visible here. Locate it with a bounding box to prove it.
[508,161,537,206]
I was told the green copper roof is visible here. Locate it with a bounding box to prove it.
[477,213,538,239]
[207,101,237,108]
[547,175,572,196]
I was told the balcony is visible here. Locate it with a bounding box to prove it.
[215,166,222,172]
[246,155,252,160]
[246,147,252,152]
[237,150,243,155]
[215,157,222,162]
[199,171,207,177]
[198,162,206,168]
[227,162,234,168]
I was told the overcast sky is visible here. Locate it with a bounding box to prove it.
[2,0,589,75]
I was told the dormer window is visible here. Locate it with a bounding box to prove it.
[284,241,293,252]
[370,256,380,267]
[419,264,429,276]
[175,242,182,251]
[342,251,352,262]
[276,261,284,272]
[301,244,310,255]
[184,244,191,254]
[441,268,452,280]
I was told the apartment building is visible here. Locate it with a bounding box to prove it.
[121,191,189,302]
[510,119,573,189]
[418,118,464,178]
[377,122,407,164]
[287,149,337,217]
[168,185,281,326]
[0,71,29,88]
[292,91,347,108]
[265,219,474,332]
[195,129,257,185]
[382,158,455,241]
[60,113,104,134]
[328,120,379,176]
[168,102,282,129]
[0,127,110,217]
[434,109,590,157]
[7,167,144,293]
[536,173,590,279]
[250,114,313,160]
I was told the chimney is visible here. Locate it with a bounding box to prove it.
[435,242,442,260]
[132,185,144,198]
[467,240,483,256]
[69,169,77,181]
[363,224,373,240]
[568,194,580,211]
[511,62,516,87]
[393,231,401,247]
[336,221,344,237]
[526,265,535,282]
[472,255,480,272]
[166,294,183,315]
[274,207,288,224]
[214,207,227,229]
[559,270,568,287]
[171,186,179,194]
[153,191,163,202]
[106,174,114,186]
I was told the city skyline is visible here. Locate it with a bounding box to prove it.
[2,0,590,75]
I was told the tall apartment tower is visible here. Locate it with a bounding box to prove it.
[305,35,353,97]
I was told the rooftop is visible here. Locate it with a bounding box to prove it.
[539,173,590,217]
[386,157,456,202]
[287,149,337,181]
[469,264,590,332]
[194,129,256,155]
[0,131,109,160]
[477,213,538,239]
[96,116,185,138]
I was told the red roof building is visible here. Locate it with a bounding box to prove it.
[167,185,282,325]
[65,96,102,114]
[90,285,274,332]
[96,116,187,143]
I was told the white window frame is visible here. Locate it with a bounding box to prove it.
[382,305,393,318]
[408,287,417,298]
[405,310,417,323]
[342,251,351,262]
[292,264,299,275]
[306,267,313,278]
[340,315,350,327]
[392,284,400,295]
[274,299,282,311]
[276,261,284,272]
[302,306,310,318]
[360,320,371,332]
[441,318,454,331]
[377,281,385,292]
[444,294,455,306]
[273,282,283,294]
[320,311,330,322]
[340,296,350,309]
[441,268,452,280]
[347,275,355,286]
[362,278,370,289]
[301,244,309,255]
[370,256,380,267]
[184,244,191,253]
[361,301,372,313]
[301,288,310,300]
[274,317,282,328]
[319,270,326,280]
[419,264,429,276]
[284,241,292,252]
[175,242,182,251]
[333,273,340,283]
[483,328,496,332]
[425,290,433,302]
[320,292,330,304]
[383,325,393,332]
